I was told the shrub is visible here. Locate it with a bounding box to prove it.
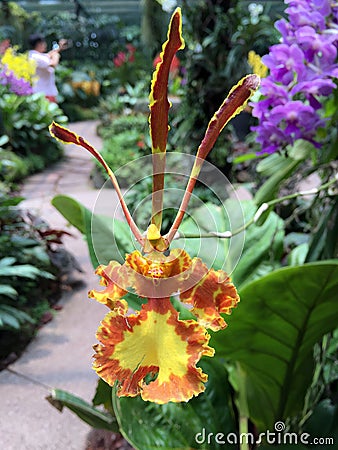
[0,192,77,361]
[94,113,150,187]
[0,90,68,174]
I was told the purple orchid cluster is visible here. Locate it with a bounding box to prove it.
[0,67,33,96]
[251,0,338,154]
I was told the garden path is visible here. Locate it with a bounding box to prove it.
[0,121,122,450]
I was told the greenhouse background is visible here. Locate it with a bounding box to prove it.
[0,1,337,449]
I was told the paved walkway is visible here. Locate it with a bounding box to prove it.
[0,121,121,450]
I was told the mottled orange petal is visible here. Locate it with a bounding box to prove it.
[89,261,128,313]
[93,298,213,403]
[180,259,240,331]
[125,249,192,298]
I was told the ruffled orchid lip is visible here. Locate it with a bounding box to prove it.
[93,297,214,403]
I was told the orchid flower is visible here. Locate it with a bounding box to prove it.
[50,7,260,404]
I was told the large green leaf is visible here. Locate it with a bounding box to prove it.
[52,194,134,268]
[46,388,118,432]
[173,200,284,289]
[51,195,85,233]
[112,359,237,450]
[303,399,338,448]
[211,261,338,431]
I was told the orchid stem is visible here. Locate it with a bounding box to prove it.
[173,174,337,240]
[239,416,249,450]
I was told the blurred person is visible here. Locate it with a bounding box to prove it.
[28,33,67,102]
[0,38,10,55]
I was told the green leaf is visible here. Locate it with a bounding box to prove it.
[0,257,16,267]
[51,195,85,233]
[256,153,289,176]
[287,243,308,266]
[211,261,338,431]
[0,134,9,146]
[92,378,114,414]
[113,359,237,450]
[0,304,34,329]
[0,310,20,329]
[172,202,232,272]
[233,152,263,164]
[303,399,338,447]
[288,139,316,161]
[0,284,18,299]
[52,194,134,268]
[46,388,118,432]
[90,211,134,267]
[255,155,302,204]
[0,262,53,279]
[0,195,24,207]
[174,200,284,289]
[306,197,338,262]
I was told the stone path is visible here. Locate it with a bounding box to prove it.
[0,121,120,450]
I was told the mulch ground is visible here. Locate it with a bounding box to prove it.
[85,430,134,450]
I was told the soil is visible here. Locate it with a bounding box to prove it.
[85,430,134,450]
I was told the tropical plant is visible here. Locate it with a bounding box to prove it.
[0,192,78,360]
[0,256,50,330]
[0,90,67,174]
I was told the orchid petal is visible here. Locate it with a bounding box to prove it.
[149,7,185,229]
[49,122,143,245]
[180,259,240,332]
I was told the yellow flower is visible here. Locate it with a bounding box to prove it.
[248,50,268,78]
[1,47,36,83]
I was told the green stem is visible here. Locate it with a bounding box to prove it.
[173,174,338,240]
[239,416,249,450]
[236,363,250,450]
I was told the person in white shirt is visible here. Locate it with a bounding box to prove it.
[28,34,67,103]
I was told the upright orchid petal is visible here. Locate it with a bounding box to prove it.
[49,122,143,245]
[149,7,185,230]
[166,74,260,243]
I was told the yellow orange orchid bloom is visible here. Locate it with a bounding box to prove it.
[50,7,259,404]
